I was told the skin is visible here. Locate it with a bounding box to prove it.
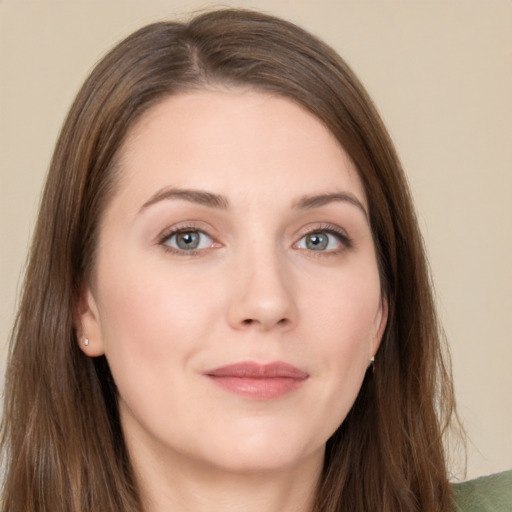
[78,89,387,512]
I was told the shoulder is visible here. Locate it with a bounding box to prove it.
[452,470,512,512]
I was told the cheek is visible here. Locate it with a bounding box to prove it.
[93,255,220,390]
[300,268,381,430]
[307,267,382,354]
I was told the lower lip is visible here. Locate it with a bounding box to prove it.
[206,376,307,400]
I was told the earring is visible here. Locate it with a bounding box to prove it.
[83,337,89,347]
[370,355,375,373]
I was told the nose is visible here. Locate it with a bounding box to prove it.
[226,250,298,332]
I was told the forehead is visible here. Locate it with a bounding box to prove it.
[114,88,367,209]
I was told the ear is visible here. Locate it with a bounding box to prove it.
[74,284,106,357]
[371,296,388,359]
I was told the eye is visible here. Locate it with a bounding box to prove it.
[295,229,347,252]
[162,229,215,252]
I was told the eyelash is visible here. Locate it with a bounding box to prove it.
[156,222,352,256]
[295,223,352,256]
[157,224,216,256]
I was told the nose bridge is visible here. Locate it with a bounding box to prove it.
[227,232,297,331]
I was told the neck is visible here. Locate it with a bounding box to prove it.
[128,437,323,512]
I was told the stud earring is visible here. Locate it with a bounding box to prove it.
[83,337,89,347]
[370,355,375,373]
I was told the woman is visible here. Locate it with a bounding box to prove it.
[1,8,508,512]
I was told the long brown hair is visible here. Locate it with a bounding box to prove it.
[1,9,457,511]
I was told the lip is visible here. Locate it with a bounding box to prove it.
[204,361,309,400]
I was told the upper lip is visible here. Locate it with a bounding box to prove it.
[205,361,309,380]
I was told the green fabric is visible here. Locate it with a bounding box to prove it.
[452,470,512,511]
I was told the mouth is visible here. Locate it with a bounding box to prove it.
[204,361,309,400]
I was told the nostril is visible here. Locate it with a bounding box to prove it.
[241,317,289,327]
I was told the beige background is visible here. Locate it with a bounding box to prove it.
[1,0,510,480]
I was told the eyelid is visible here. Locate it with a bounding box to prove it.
[155,221,352,256]
[293,223,352,252]
[156,222,221,255]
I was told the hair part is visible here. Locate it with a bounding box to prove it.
[2,9,458,512]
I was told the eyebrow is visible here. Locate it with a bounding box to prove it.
[140,187,229,211]
[140,187,368,220]
[294,192,368,220]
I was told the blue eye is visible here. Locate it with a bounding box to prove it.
[164,230,214,251]
[296,230,345,252]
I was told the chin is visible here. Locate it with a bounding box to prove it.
[208,447,321,475]
[196,423,326,474]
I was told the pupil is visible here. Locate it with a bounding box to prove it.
[307,233,328,251]
[177,232,199,250]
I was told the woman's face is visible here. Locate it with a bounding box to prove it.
[80,89,387,475]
